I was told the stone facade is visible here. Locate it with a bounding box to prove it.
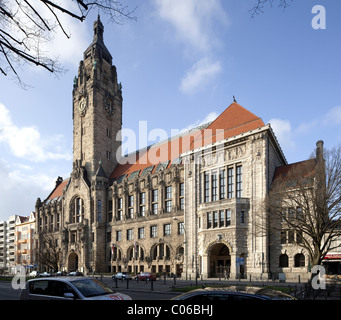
[34,17,314,280]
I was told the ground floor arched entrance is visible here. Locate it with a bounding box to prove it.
[68,252,78,272]
[208,243,231,278]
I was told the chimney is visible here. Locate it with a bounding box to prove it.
[316,140,324,161]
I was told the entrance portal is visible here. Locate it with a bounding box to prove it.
[208,243,231,278]
[68,252,78,272]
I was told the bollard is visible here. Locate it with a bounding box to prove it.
[173,274,176,286]
[151,279,154,291]
[115,277,118,288]
[164,274,166,285]
[126,279,129,289]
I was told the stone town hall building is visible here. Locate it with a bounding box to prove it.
[34,17,315,281]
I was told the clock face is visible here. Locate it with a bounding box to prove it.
[78,98,87,115]
[105,97,115,118]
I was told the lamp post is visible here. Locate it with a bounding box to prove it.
[173,217,187,280]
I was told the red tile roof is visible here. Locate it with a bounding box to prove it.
[110,102,265,180]
[272,159,316,186]
[47,179,69,200]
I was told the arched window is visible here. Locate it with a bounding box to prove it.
[294,253,305,267]
[71,197,84,223]
[279,254,289,267]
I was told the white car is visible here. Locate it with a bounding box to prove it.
[29,271,39,277]
[20,277,132,300]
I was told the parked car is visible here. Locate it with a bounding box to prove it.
[112,272,132,280]
[39,272,51,277]
[55,271,67,276]
[29,271,39,277]
[67,271,83,276]
[136,272,157,281]
[20,277,132,300]
[172,286,296,300]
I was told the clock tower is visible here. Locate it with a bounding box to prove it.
[72,15,122,178]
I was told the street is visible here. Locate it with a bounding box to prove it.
[1,276,341,300]
[0,281,21,300]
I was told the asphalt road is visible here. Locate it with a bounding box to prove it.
[0,281,21,300]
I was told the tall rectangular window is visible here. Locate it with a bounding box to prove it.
[236,165,242,198]
[213,211,218,228]
[98,200,102,222]
[117,198,123,221]
[211,172,217,202]
[164,224,171,236]
[139,192,145,217]
[127,229,133,240]
[179,183,184,210]
[150,225,157,238]
[152,189,158,215]
[204,173,210,203]
[116,230,122,241]
[165,186,172,212]
[228,168,234,198]
[207,212,212,229]
[107,200,112,222]
[178,222,184,235]
[226,209,231,226]
[219,210,225,227]
[128,195,134,219]
[138,227,145,239]
[220,169,225,199]
[240,210,245,224]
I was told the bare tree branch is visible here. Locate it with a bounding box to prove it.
[250,0,293,18]
[0,0,137,86]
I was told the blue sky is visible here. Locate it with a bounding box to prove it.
[1,0,341,221]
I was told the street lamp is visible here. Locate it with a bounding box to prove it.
[173,217,187,280]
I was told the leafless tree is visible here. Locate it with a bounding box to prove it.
[250,0,293,18]
[36,231,61,272]
[0,0,136,85]
[267,143,341,270]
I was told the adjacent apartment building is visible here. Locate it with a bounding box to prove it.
[0,215,17,273]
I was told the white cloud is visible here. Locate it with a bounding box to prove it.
[154,0,227,53]
[153,0,228,94]
[0,159,57,220]
[324,106,341,125]
[269,118,296,152]
[180,58,222,94]
[0,103,71,162]
[181,111,218,133]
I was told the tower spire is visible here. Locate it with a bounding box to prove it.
[93,14,104,43]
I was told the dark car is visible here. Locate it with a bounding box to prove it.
[136,272,157,281]
[20,277,132,300]
[172,286,296,300]
[112,272,132,280]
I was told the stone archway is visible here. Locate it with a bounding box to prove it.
[207,242,231,278]
[68,252,78,272]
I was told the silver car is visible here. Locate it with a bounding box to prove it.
[20,277,132,300]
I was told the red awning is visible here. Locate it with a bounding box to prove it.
[323,254,341,260]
